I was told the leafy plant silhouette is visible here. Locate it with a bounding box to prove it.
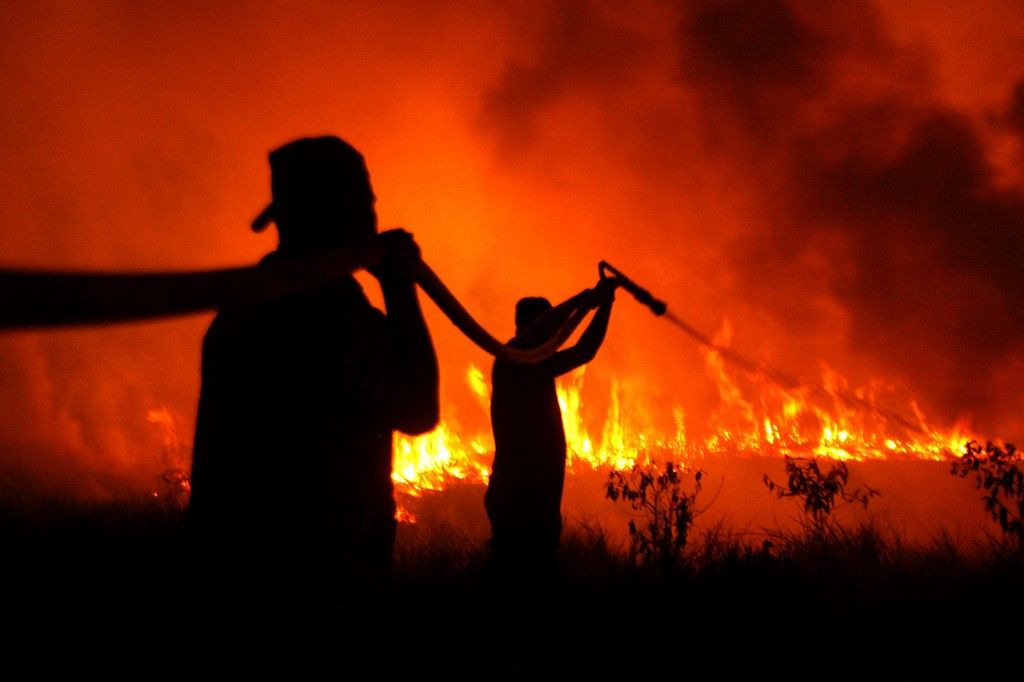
[606,461,703,576]
[951,440,1024,548]
[764,456,879,537]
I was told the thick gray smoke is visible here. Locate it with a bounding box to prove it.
[477,0,1024,435]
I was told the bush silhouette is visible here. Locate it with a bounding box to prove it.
[952,440,1024,549]
[764,456,879,537]
[606,461,703,576]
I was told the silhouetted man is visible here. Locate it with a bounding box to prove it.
[485,279,616,579]
[187,136,439,610]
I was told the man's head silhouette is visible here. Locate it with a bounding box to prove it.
[251,136,377,250]
[515,296,553,334]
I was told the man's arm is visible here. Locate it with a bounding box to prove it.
[539,279,616,377]
[373,230,440,435]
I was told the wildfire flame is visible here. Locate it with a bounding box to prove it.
[391,319,976,507]
[146,319,978,522]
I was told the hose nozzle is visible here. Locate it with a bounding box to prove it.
[598,261,667,316]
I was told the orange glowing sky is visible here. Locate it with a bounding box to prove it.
[0,1,1022,498]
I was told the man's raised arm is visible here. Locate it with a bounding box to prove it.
[372,229,440,435]
[541,278,617,377]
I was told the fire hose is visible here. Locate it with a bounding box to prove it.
[0,240,605,364]
[0,241,924,430]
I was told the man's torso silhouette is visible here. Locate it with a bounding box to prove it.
[484,287,614,574]
[487,353,568,551]
[187,136,438,606]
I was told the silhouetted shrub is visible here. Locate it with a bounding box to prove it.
[764,456,879,537]
[952,440,1024,548]
[606,461,703,576]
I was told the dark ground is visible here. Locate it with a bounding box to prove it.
[0,493,1020,678]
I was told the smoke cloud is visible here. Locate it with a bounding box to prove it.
[1,1,1022,499]
[479,0,1024,433]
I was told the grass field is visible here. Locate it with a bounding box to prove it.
[0,472,1020,676]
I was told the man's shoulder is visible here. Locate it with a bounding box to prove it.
[203,279,387,349]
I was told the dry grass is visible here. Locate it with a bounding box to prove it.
[0,493,1020,674]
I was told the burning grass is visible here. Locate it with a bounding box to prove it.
[392,350,982,507]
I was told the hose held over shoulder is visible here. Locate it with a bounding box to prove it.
[0,233,601,365]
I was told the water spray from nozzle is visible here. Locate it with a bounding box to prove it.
[597,260,924,434]
[598,261,667,316]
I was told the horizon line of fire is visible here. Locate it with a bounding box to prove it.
[149,352,983,512]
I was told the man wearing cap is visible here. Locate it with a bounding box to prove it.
[188,136,439,609]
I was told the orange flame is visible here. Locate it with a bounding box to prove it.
[391,322,977,509]
[149,321,978,522]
